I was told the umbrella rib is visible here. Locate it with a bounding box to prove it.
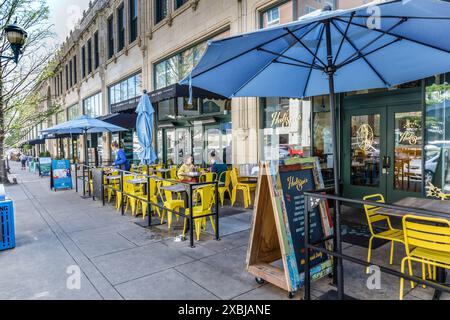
[336,17,407,68]
[229,30,316,97]
[284,28,327,68]
[257,48,322,69]
[337,37,402,70]
[334,17,450,54]
[333,12,355,66]
[303,24,325,98]
[331,20,390,87]
[273,61,322,70]
[190,22,316,80]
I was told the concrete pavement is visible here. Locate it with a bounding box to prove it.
[0,162,447,300]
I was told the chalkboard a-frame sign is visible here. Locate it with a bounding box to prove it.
[246,158,333,297]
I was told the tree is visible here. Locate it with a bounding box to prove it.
[0,0,57,183]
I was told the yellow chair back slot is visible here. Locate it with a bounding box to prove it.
[403,215,450,254]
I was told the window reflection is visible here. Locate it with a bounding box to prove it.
[425,73,450,195]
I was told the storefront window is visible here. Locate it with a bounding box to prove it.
[313,95,334,184]
[158,99,176,121]
[202,98,231,114]
[261,97,311,161]
[56,111,66,124]
[67,104,81,120]
[83,92,103,117]
[109,73,142,108]
[154,30,230,89]
[425,73,450,196]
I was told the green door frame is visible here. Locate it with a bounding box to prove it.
[342,87,423,203]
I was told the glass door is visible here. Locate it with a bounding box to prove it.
[343,107,387,201]
[386,105,422,202]
[343,105,423,203]
[175,128,191,165]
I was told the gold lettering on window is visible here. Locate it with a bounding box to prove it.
[271,111,302,128]
[356,124,374,151]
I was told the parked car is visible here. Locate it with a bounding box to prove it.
[279,144,304,158]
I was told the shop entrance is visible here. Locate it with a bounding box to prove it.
[343,103,423,203]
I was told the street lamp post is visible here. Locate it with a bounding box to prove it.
[1,21,28,64]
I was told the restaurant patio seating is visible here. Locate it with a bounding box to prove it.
[400,215,450,300]
[158,181,184,229]
[182,185,217,241]
[363,194,405,271]
[137,178,161,220]
[230,169,256,209]
[124,176,144,216]
[218,171,232,206]
[107,171,120,203]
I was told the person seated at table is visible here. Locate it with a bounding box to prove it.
[112,141,131,171]
[178,155,196,182]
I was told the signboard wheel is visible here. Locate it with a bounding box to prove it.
[288,292,296,299]
[255,277,265,285]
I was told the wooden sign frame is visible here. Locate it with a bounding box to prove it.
[246,157,333,298]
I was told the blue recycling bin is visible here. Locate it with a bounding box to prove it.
[0,199,15,251]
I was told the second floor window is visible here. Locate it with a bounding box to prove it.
[83,92,103,118]
[117,4,125,51]
[129,0,138,43]
[107,15,114,59]
[155,0,168,24]
[68,104,81,121]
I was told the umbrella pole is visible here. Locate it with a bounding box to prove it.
[325,19,344,300]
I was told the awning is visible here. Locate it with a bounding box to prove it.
[98,113,137,129]
[20,138,45,147]
[148,84,227,104]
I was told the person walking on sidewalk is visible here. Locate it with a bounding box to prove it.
[20,154,28,170]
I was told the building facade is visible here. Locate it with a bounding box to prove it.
[23,0,450,201]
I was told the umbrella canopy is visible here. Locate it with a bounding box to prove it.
[40,114,127,166]
[182,0,450,98]
[135,92,157,165]
[41,114,128,136]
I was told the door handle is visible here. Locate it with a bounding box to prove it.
[383,156,391,169]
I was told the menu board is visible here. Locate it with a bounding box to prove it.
[39,157,52,177]
[51,160,73,190]
[247,158,333,295]
[278,165,328,274]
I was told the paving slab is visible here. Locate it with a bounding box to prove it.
[115,268,219,300]
[70,230,136,258]
[92,242,194,285]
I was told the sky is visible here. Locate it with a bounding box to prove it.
[47,0,91,44]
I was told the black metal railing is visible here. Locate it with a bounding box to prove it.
[74,163,220,248]
[303,191,450,300]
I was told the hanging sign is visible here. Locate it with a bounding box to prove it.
[246,157,333,297]
[51,160,73,190]
[39,157,52,177]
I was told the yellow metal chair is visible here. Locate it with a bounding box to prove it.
[218,171,232,206]
[158,181,184,229]
[399,214,450,300]
[138,178,161,220]
[107,172,120,203]
[170,165,178,180]
[199,172,218,183]
[363,194,405,270]
[124,176,144,216]
[183,185,217,241]
[230,169,256,208]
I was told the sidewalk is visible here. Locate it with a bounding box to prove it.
[0,162,447,300]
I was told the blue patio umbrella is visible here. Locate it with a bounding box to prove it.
[41,115,127,165]
[182,0,450,299]
[135,91,157,165]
